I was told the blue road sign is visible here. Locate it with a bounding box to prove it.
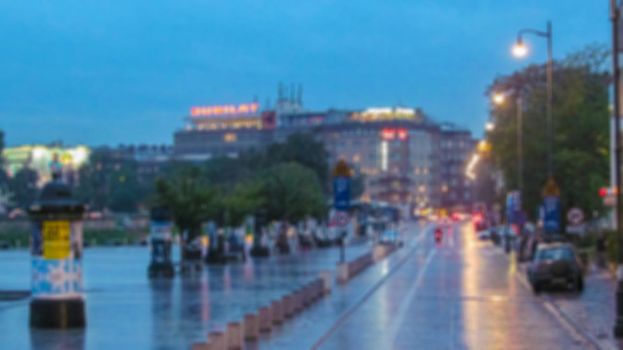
[543,196,561,233]
[333,176,351,211]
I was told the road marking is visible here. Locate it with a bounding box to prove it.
[385,248,436,348]
[310,224,431,350]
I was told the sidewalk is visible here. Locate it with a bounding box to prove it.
[499,239,621,350]
[544,264,619,350]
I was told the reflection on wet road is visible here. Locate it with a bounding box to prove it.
[316,223,588,350]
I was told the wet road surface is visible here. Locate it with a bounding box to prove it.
[0,241,370,349]
[297,223,593,350]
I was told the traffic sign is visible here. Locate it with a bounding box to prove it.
[543,196,561,234]
[329,210,350,228]
[566,207,584,225]
[542,177,560,197]
[333,160,352,211]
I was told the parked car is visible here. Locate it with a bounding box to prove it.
[527,243,584,294]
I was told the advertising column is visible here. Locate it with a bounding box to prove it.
[28,179,86,328]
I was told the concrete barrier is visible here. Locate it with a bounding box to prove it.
[243,313,259,341]
[226,322,242,350]
[301,284,312,307]
[207,331,226,350]
[313,278,323,300]
[258,306,272,333]
[282,295,293,318]
[373,245,387,262]
[336,263,349,284]
[319,271,332,294]
[292,289,303,313]
[271,299,283,325]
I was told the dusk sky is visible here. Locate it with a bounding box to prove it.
[0,1,610,146]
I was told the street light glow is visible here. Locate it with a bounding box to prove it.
[485,122,495,131]
[492,92,506,105]
[512,39,528,58]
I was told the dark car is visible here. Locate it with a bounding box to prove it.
[527,243,584,294]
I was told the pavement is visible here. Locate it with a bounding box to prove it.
[2,222,622,349]
[266,222,614,350]
[0,239,371,349]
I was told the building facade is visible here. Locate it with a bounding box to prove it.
[172,99,477,212]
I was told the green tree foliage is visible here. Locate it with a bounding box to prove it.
[9,167,39,209]
[486,45,609,218]
[75,149,150,212]
[0,130,8,188]
[154,166,218,240]
[260,162,326,223]
[265,133,329,189]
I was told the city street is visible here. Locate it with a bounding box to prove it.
[264,222,609,350]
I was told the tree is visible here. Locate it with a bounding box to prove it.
[9,167,39,209]
[223,181,265,227]
[75,148,150,213]
[265,133,330,190]
[260,162,326,223]
[154,166,218,261]
[486,45,610,219]
[0,130,8,189]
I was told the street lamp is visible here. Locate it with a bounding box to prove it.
[491,91,524,192]
[485,122,495,131]
[610,0,623,338]
[512,38,529,58]
[492,92,506,106]
[512,21,554,179]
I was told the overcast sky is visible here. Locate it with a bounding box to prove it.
[0,0,609,146]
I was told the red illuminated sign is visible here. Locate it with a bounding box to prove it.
[190,103,259,117]
[380,128,408,141]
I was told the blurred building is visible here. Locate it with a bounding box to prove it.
[3,144,90,186]
[437,123,478,210]
[172,86,477,211]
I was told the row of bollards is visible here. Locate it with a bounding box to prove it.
[191,276,329,349]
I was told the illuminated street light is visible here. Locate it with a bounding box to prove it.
[512,38,529,58]
[492,92,506,105]
[485,122,495,131]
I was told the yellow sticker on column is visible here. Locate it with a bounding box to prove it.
[42,220,71,259]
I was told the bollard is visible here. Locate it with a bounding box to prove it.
[337,263,349,284]
[208,331,226,350]
[291,290,301,314]
[319,271,332,294]
[243,313,259,341]
[301,285,311,307]
[271,299,283,325]
[282,295,293,318]
[373,245,386,262]
[310,279,322,301]
[191,342,210,350]
[148,207,175,278]
[28,177,86,328]
[226,322,242,350]
[258,306,272,333]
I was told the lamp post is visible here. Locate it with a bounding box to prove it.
[512,21,554,179]
[492,92,523,193]
[610,0,623,338]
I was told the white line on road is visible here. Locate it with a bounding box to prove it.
[310,224,431,350]
[385,248,436,349]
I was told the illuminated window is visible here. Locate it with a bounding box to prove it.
[223,133,237,143]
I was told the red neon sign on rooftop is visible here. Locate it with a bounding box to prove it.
[381,128,408,141]
[190,103,259,117]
